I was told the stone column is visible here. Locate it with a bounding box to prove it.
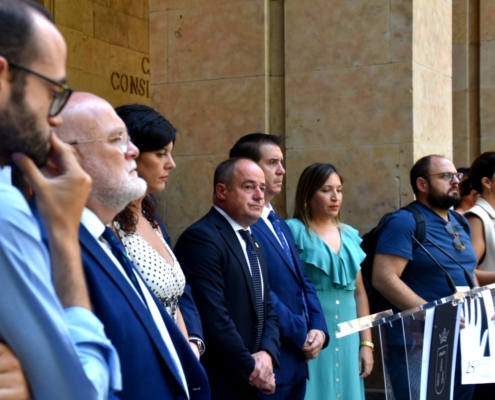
[150,0,284,241]
[452,0,480,167]
[284,0,453,234]
[480,0,495,151]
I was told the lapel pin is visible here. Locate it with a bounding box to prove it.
[255,242,259,248]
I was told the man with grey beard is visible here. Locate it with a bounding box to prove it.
[34,92,210,400]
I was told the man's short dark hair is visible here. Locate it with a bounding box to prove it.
[409,154,444,196]
[229,133,283,162]
[214,158,244,191]
[0,0,53,69]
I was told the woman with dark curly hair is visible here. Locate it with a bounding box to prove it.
[112,104,200,355]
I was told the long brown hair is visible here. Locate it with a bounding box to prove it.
[293,163,343,230]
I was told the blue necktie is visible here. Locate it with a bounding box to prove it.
[238,229,265,352]
[267,211,309,322]
[102,227,146,304]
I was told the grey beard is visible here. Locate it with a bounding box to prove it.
[91,176,147,214]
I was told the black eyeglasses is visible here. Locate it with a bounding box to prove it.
[429,172,463,182]
[8,61,73,117]
[445,222,465,250]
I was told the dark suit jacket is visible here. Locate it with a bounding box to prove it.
[252,215,329,384]
[174,208,280,400]
[33,209,210,400]
[155,212,204,340]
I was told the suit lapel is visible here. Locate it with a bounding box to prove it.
[79,225,187,394]
[209,209,257,312]
[254,218,300,282]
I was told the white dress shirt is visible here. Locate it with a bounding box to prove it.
[214,206,264,298]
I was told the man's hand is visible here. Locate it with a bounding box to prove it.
[0,343,31,400]
[12,133,92,235]
[12,133,92,310]
[302,329,325,360]
[249,351,275,394]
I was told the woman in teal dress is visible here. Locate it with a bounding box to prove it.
[286,163,373,400]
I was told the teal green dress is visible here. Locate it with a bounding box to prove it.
[286,219,366,400]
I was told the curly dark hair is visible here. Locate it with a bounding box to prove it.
[113,104,176,234]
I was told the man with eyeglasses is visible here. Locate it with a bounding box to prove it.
[372,155,478,400]
[36,91,209,400]
[0,1,120,399]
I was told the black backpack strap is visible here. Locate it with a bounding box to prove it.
[402,202,426,244]
[448,209,471,235]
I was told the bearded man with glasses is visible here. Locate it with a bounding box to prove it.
[0,0,120,399]
[372,155,478,400]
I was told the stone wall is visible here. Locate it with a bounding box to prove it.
[452,0,480,167]
[30,0,489,240]
[37,0,151,107]
[480,0,495,151]
[149,0,285,240]
[149,0,464,240]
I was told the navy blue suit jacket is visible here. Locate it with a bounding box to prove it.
[252,215,329,384]
[174,208,280,400]
[33,209,210,400]
[155,213,204,340]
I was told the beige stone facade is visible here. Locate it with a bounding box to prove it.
[38,0,491,239]
[31,0,493,393]
[36,0,151,107]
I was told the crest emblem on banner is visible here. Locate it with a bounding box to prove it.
[435,328,450,394]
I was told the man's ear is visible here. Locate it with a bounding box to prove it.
[0,57,11,101]
[215,183,227,201]
[416,177,428,194]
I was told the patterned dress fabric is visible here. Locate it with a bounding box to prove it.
[118,227,185,322]
[287,219,366,400]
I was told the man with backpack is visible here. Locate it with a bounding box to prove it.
[372,154,477,400]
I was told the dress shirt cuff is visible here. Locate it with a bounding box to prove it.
[188,335,206,356]
[65,307,122,393]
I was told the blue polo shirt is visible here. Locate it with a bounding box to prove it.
[375,201,476,305]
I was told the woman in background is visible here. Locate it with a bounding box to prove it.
[464,152,495,287]
[286,163,373,400]
[454,167,479,214]
[463,152,495,399]
[113,104,202,357]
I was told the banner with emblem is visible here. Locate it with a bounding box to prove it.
[420,302,460,400]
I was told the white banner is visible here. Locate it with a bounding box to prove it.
[460,290,495,384]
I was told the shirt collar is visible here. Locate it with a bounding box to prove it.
[261,203,273,219]
[81,207,107,239]
[0,166,11,184]
[213,205,250,233]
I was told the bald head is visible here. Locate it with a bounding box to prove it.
[55,92,146,223]
[55,92,117,143]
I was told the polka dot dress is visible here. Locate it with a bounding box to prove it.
[118,228,185,323]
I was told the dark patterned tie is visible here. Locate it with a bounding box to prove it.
[238,229,265,352]
[101,227,146,303]
[267,211,309,322]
